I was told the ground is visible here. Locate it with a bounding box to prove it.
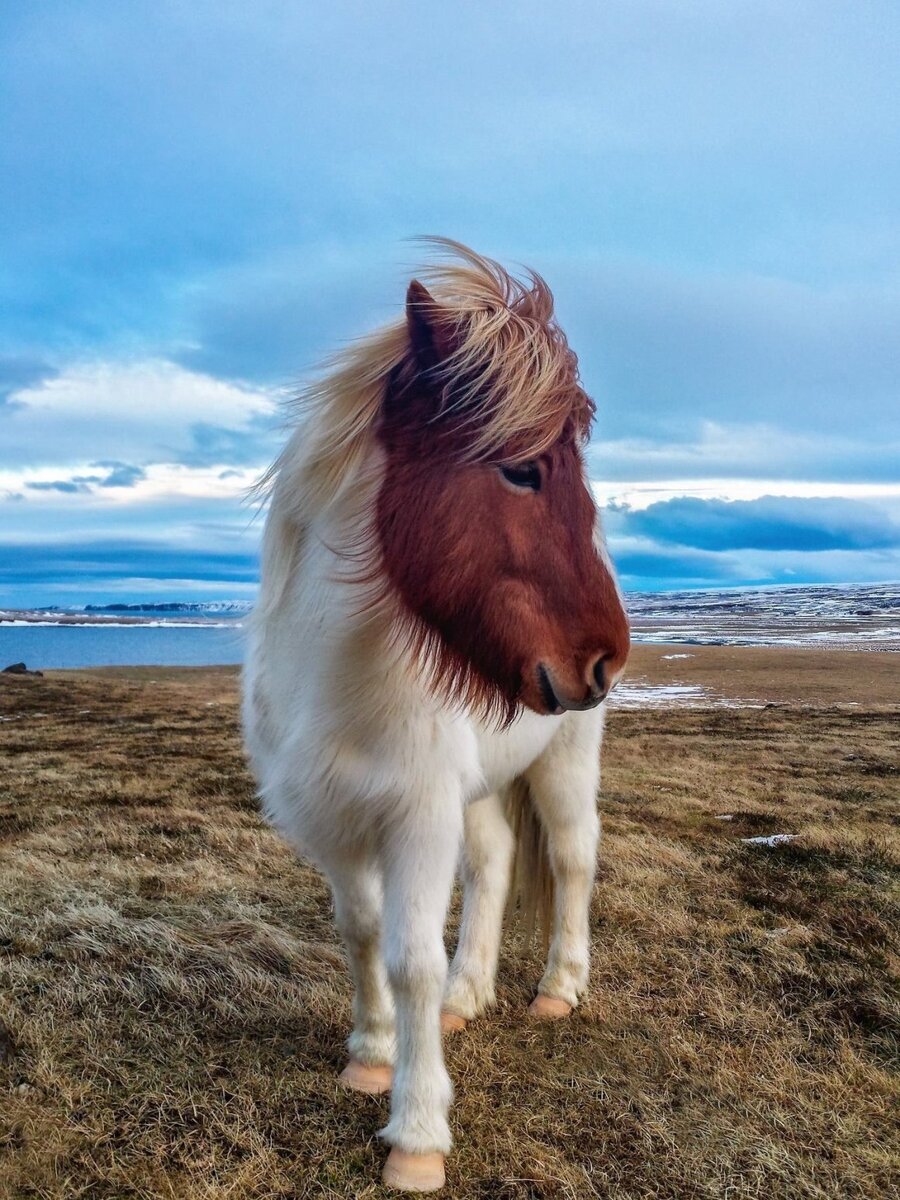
[0,649,897,1199]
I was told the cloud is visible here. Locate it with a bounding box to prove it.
[0,539,258,589]
[611,542,900,592]
[586,423,900,486]
[615,495,900,553]
[0,360,279,469]
[601,493,900,589]
[13,359,272,425]
[1,462,262,511]
[0,529,261,606]
[178,416,284,469]
[0,354,57,404]
[20,462,147,493]
[609,541,728,585]
[26,479,94,495]
[95,462,146,488]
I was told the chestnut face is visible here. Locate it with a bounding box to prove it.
[377,421,629,718]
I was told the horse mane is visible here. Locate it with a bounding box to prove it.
[254,238,592,624]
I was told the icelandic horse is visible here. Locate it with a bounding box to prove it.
[243,240,630,1191]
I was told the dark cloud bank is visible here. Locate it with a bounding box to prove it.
[616,495,900,553]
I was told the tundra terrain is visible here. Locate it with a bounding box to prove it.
[0,648,897,1198]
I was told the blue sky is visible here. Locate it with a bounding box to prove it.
[2,0,899,605]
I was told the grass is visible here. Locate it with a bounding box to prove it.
[0,653,897,1198]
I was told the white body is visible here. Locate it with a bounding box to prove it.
[243,447,607,1157]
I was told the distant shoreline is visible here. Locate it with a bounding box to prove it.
[2,582,898,655]
[0,612,241,627]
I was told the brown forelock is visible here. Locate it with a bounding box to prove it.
[392,243,595,463]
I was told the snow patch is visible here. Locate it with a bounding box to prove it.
[741,833,799,847]
[610,683,709,708]
[610,683,764,710]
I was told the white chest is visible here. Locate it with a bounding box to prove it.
[470,708,564,799]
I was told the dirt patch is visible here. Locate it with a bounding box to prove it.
[624,643,899,707]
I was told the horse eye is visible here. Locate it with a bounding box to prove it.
[499,462,541,491]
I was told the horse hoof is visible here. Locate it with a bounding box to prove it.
[382,1147,446,1191]
[528,994,573,1020]
[338,1059,393,1094]
[440,1010,467,1033]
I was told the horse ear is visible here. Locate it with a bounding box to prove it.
[406,280,461,373]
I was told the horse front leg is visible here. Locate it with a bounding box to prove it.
[326,854,396,1094]
[379,802,462,1192]
[524,714,602,1018]
[442,792,515,1031]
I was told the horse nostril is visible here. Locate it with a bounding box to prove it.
[592,656,609,696]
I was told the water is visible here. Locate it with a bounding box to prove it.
[2,582,899,671]
[0,622,245,670]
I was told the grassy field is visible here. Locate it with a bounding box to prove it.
[0,651,897,1199]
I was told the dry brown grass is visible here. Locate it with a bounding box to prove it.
[0,654,897,1199]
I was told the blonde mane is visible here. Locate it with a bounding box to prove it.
[255,238,592,617]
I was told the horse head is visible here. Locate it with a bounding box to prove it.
[374,253,629,721]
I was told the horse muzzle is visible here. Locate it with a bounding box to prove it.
[536,660,610,715]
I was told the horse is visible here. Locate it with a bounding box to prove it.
[242,239,630,1192]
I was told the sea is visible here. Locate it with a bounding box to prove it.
[0,603,248,671]
[1,583,898,672]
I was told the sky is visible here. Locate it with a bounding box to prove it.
[2,0,899,605]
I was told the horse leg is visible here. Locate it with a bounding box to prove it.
[524,716,602,1018]
[379,806,461,1192]
[442,792,514,1031]
[326,855,396,1094]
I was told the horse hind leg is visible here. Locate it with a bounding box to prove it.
[522,719,602,1019]
[442,792,515,1031]
[325,854,396,1094]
